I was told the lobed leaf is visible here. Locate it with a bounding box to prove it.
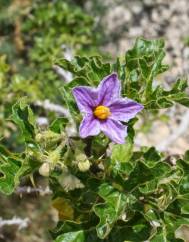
[11,98,36,143]
[0,145,27,194]
[93,183,127,239]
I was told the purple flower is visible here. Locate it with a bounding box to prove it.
[72,73,143,144]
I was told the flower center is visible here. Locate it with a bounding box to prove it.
[93,105,111,120]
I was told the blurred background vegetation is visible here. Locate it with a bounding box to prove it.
[0,0,189,241]
[0,1,104,241]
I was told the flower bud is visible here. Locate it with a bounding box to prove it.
[39,163,50,177]
[47,149,61,166]
[35,133,43,142]
[78,160,90,172]
[76,153,87,162]
[35,131,62,143]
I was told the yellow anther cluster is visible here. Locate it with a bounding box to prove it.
[93,105,111,120]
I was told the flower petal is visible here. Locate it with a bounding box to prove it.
[100,119,127,144]
[109,98,144,122]
[79,115,100,138]
[97,73,121,106]
[72,87,98,114]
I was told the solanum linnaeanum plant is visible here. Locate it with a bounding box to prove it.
[1,38,189,242]
[73,73,143,143]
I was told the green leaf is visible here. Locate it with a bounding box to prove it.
[143,147,161,168]
[113,57,126,81]
[176,193,189,215]
[55,230,85,242]
[93,183,127,239]
[150,227,167,242]
[126,38,168,79]
[55,56,111,88]
[51,221,102,242]
[145,78,189,109]
[164,212,189,240]
[110,119,137,178]
[89,56,111,81]
[11,98,36,142]
[50,117,69,134]
[124,160,171,192]
[110,160,135,178]
[184,150,189,161]
[125,38,168,97]
[55,58,86,77]
[107,215,151,242]
[111,141,133,164]
[124,38,189,109]
[66,77,89,89]
[0,145,24,194]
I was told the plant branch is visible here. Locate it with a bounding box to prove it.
[0,216,29,230]
[53,64,72,83]
[35,100,77,136]
[15,186,52,196]
[35,100,71,117]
